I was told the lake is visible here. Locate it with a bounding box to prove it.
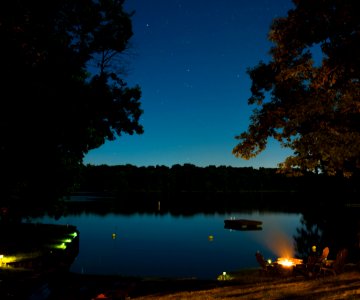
[32,210,302,280]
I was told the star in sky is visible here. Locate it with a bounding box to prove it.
[84,0,295,168]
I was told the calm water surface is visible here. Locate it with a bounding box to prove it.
[34,211,302,279]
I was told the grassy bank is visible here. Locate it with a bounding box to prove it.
[46,268,360,299]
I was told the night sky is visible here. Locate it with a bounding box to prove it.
[84,0,295,168]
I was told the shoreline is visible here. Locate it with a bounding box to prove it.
[2,266,360,299]
[45,267,360,299]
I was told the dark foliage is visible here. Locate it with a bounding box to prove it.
[78,164,358,202]
[233,0,360,177]
[0,1,143,205]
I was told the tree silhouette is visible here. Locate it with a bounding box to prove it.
[0,0,143,204]
[294,206,360,263]
[233,0,360,178]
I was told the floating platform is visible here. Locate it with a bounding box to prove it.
[224,219,263,231]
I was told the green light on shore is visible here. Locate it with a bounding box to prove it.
[54,243,67,250]
[62,239,72,243]
[69,232,77,238]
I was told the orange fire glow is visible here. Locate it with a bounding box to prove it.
[260,225,296,258]
[277,257,303,267]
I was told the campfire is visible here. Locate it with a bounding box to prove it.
[276,257,303,268]
[262,228,304,271]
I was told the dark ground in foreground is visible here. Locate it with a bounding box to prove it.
[1,266,360,299]
[42,268,360,300]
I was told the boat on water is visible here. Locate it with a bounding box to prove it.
[224,219,263,231]
[0,223,79,299]
[0,222,79,271]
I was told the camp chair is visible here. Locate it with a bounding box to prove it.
[319,248,348,276]
[296,246,330,278]
[320,247,330,261]
[311,246,330,276]
[255,251,277,275]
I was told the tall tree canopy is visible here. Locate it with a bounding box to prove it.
[233,0,360,178]
[0,0,143,203]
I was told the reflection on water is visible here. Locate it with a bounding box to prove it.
[33,211,301,279]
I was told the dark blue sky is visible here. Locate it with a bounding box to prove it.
[84,0,294,168]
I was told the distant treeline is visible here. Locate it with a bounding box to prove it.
[78,164,358,196]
